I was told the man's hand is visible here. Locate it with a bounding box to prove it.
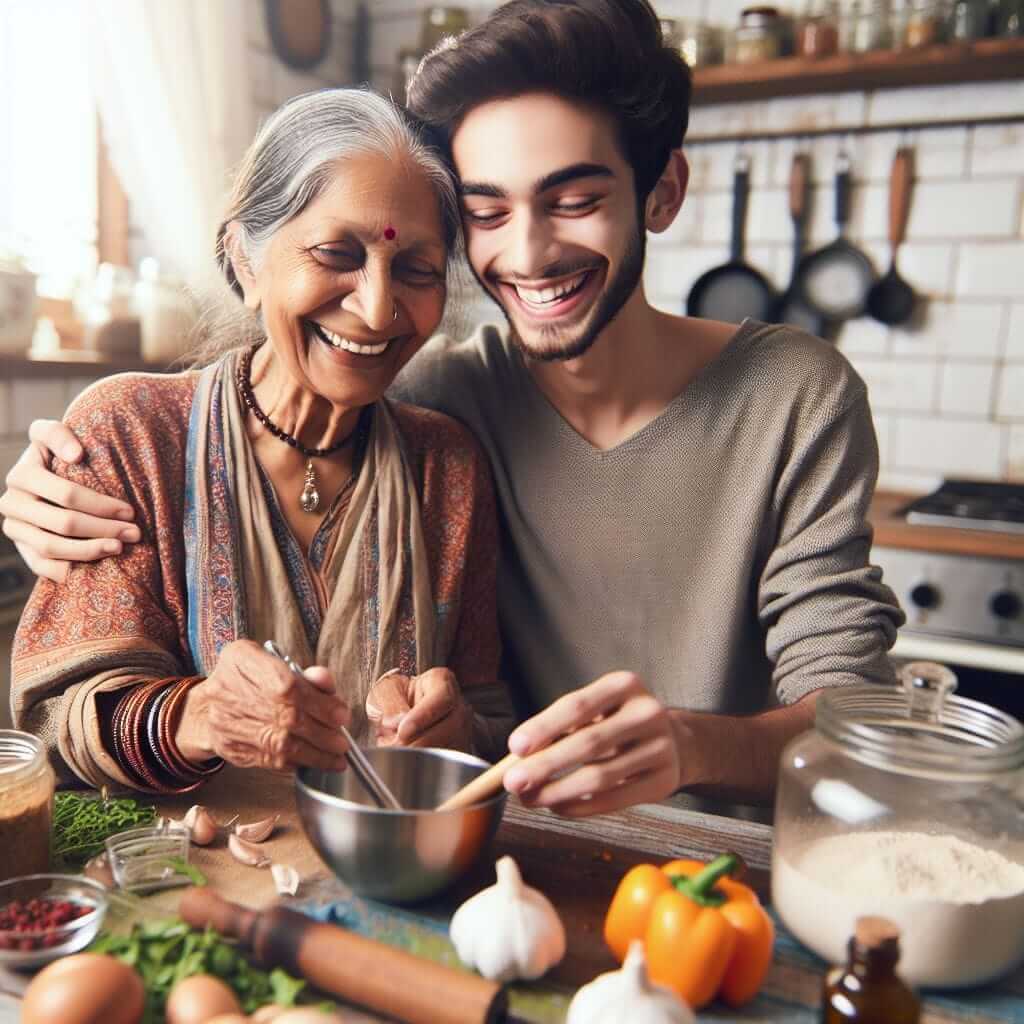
[176,639,351,771]
[0,419,139,581]
[365,667,474,752]
[501,671,684,817]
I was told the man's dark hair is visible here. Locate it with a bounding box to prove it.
[406,0,692,203]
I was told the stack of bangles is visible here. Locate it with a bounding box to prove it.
[110,676,224,793]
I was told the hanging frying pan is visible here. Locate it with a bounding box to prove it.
[793,150,875,324]
[687,154,775,323]
[866,146,918,327]
[771,151,826,337]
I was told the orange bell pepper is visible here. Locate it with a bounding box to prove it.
[604,853,774,1010]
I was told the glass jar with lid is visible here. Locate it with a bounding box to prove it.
[995,0,1024,35]
[773,663,1024,989]
[0,731,55,883]
[734,6,785,63]
[419,6,470,52]
[667,19,724,67]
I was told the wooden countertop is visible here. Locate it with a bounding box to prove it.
[871,490,1024,561]
[4,769,1008,1024]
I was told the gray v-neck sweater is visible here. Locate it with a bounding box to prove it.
[392,319,903,717]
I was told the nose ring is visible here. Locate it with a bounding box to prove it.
[393,304,399,322]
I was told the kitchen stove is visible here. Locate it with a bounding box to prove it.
[870,486,1024,720]
[902,480,1024,534]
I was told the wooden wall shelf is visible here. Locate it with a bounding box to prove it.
[691,37,1024,106]
[0,353,173,379]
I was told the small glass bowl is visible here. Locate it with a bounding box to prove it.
[0,874,108,969]
[105,822,192,893]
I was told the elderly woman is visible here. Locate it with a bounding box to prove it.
[11,89,510,793]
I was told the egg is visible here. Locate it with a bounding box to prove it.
[21,952,144,1024]
[165,974,242,1024]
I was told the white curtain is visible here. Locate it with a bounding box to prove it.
[86,0,256,292]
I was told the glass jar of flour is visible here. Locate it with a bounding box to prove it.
[772,662,1024,989]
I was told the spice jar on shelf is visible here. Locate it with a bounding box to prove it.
[948,0,993,39]
[0,731,55,884]
[671,20,724,67]
[734,6,784,63]
[898,0,946,47]
[995,0,1024,35]
[773,662,1024,989]
[845,0,894,51]
[796,0,841,57]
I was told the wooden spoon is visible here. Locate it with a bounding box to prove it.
[436,752,521,811]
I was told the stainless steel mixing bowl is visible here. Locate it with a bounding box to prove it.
[295,747,506,903]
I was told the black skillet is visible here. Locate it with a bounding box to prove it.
[771,151,826,337]
[793,151,875,325]
[687,154,775,322]
[866,147,917,326]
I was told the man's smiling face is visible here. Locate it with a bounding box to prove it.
[452,92,646,363]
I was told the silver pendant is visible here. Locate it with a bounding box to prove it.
[300,459,320,513]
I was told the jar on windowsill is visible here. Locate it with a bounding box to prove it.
[734,6,784,63]
[0,731,55,884]
[772,662,1024,989]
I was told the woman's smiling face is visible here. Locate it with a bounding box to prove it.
[237,150,448,409]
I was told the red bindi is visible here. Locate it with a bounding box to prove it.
[383,226,397,241]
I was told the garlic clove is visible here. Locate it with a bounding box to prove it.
[228,833,271,868]
[271,863,300,896]
[182,804,220,846]
[234,814,280,843]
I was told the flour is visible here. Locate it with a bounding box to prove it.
[772,831,1024,988]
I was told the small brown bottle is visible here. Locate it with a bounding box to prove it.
[821,916,921,1023]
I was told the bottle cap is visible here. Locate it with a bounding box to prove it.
[854,915,901,953]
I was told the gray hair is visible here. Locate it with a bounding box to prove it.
[194,88,461,364]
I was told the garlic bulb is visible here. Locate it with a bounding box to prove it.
[449,856,565,982]
[182,805,219,846]
[567,941,695,1024]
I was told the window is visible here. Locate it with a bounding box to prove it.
[0,1,126,300]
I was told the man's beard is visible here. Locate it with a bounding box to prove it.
[477,225,646,364]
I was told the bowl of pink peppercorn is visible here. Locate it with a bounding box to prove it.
[0,874,107,969]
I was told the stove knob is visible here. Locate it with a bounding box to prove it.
[909,582,940,610]
[989,590,1022,621]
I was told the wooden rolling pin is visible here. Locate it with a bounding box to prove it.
[437,753,521,811]
[179,887,507,1024]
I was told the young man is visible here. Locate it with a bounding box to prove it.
[0,0,902,817]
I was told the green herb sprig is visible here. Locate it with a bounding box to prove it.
[52,790,157,866]
[90,917,327,1023]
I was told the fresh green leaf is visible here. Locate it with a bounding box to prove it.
[269,967,306,1006]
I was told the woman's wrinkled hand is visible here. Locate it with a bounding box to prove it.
[0,419,140,582]
[366,667,474,753]
[176,639,352,772]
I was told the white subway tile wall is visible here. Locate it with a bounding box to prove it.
[2,1,1021,498]
[361,0,1024,488]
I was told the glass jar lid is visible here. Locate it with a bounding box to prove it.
[740,6,782,26]
[0,730,48,787]
[816,663,1024,780]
